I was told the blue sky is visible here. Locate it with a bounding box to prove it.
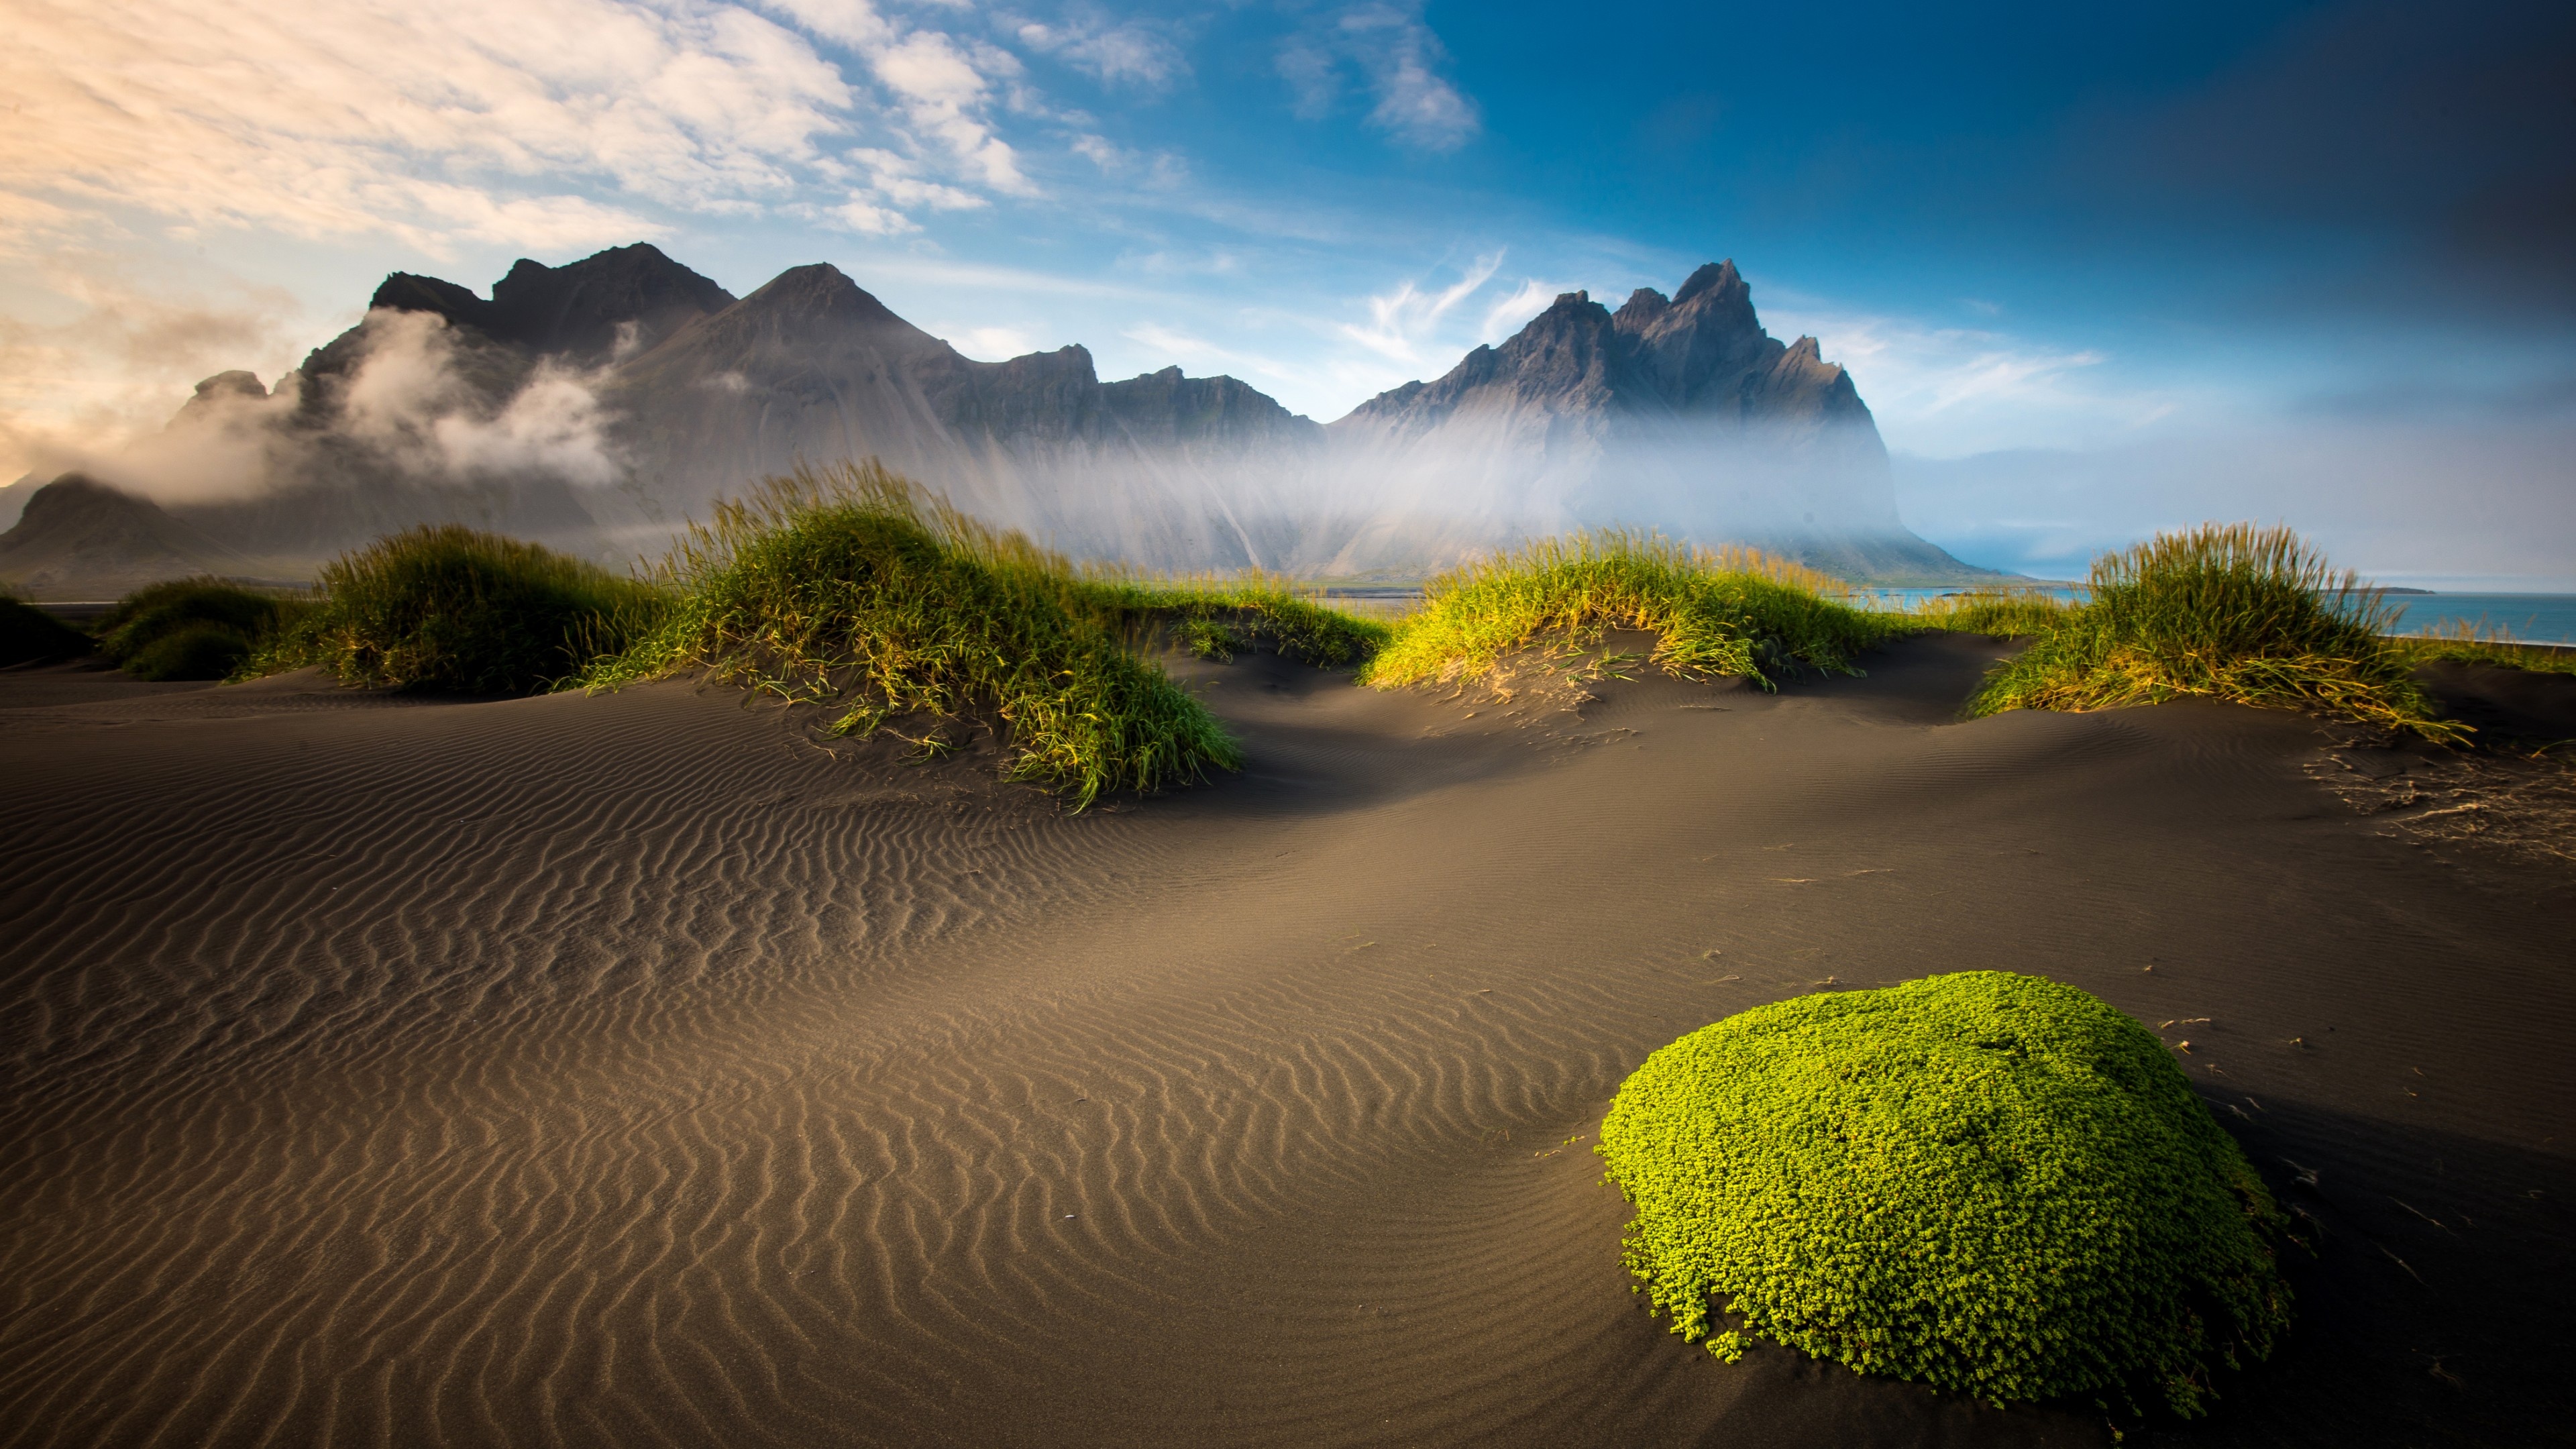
[5,0,2571,582]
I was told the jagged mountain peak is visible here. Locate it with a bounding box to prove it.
[1340,260,1866,433]
[486,243,735,362]
[1670,259,1743,307]
[362,244,735,365]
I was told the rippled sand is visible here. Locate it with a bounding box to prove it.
[3,637,2568,1448]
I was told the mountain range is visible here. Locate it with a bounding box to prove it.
[0,244,1992,596]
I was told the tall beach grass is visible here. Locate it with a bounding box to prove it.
[1360,530,1900,692]
[584,462,1297,808]
[1083,571,1389,668]
[253,525,664,694]
[1964,523,2461,739]
[1905,587,2080,639]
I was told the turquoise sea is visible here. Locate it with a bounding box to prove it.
[1849,588,2576,645]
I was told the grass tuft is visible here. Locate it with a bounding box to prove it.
[94,578,312,680]
[1907,587,2078,639]
[1598,971,2295,1417]
[1965,523,2459,739]
[583,462,1263,809]
[1358,530,1900,692]
[1083,570,1390,667]
[253,526,663,694]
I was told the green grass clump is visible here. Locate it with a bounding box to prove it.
[1358,530,1900,692]
[1,592,93,667]
[583,462,1252,808]
[1968,523,2459,739]
[93,578,311,680]
[1598,971,2294,1417]
[253,526,663,694]
[1085,572,1391,667]
[1908,587,2079,639]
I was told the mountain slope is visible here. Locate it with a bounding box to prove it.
[0,475,290,599]
[40,245,1998,586]
[598,262,1322,564]
[1324,263,1986,582]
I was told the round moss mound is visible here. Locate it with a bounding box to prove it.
[1597,971,2292,1416]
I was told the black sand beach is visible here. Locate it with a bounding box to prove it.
[3,635,2570,1447]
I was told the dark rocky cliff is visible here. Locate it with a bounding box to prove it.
[1338,262,1875,443]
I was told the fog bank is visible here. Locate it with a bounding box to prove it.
[1894,417,2576,590]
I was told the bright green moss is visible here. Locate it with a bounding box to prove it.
[1597,971,2293,1416]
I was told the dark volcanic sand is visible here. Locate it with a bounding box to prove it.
[1,635,2569,1448]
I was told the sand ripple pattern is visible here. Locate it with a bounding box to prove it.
[4,645,2570,1448]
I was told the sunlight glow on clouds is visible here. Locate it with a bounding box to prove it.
[0,0,1039,260]
[0,259,309,487]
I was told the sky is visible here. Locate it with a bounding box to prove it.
[3,0,2571,584]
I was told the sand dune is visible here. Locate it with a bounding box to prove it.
[2,637,2569,1447]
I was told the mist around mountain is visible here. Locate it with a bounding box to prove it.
[0,244,1997,597]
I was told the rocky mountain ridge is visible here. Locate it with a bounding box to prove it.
[0,246,1995,594]
[1339,262,1871,441]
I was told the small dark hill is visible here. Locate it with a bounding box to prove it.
[0,475,276,600]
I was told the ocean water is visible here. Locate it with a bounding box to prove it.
[1847,588,2576,645]
[2383,594,2576,645]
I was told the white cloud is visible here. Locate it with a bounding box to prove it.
[1764,301,2171,456]
[829,198,922,235]
[848,148,989,210]
[1068,134,1189,189]
[872,32,1034,193]
[759,0,893,50]
[0,0,1055,260]
[949,325,1038,360]
[1338,252,1503,364]
[1016,15,1187,92]
[1278,3,1481,152]
[336,309,623,486]
[1477,279,1556,343]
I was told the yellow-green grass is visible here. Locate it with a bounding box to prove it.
[1598,971,2294,1417]
[1,592,93,667]
[582,462,1378,808]
[1358,530,1902,692]
[1905,587,2080,639]
[1964,523,2460,739]
[2388,619,2576,678]
[1083,570,1389,667]
[252,526,664,694]
[93,578,313,681]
